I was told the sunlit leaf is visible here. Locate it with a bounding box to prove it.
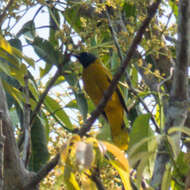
[100,141,130,172]
[64,165,80,190]
[109,160,132,190]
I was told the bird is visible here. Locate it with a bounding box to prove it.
[73,52,129,150]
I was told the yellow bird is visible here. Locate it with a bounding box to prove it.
[73,52,129,150]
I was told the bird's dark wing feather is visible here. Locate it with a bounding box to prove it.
[106,76,129,114]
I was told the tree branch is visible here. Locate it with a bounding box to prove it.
[151,1,190,189]
[0,111,5,189]
[30,54,70,125]
[22,74,31,166]
[78,0,161,136]
[23,153,60,189]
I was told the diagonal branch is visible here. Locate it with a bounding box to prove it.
[78,0,161,136]
[23,153,60,189]
[30,54,70,125]
[22,74,31,166]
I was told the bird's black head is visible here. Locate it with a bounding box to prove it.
[73,52,97,68]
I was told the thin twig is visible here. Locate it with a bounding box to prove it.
[30,69,61,125]
[105,6,123,62]
[23,153,60,189]
[128,81,160,133]
[30,53,70,124]
[0,0,14,27]
[78,0,162,136]
[0,111,5,189]
[22,74,31,167]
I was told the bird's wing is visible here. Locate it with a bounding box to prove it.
[102,66,129,114]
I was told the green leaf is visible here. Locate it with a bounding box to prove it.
[30,117,49,172]
[123,3,136,18]
[44,95,73,130]
[168,126,190,136]
[28,79,39,101]
[169,0,178,18]
[0,35,34,67]
[64,164,80,190]
[128,113,156,174]
[49,7,59,47]
[40,62,53,78]
[9,38,22,51]
[128,114,152,153]
[75,92,88,120]
[64,6,82,33]
[130,66,138,88]
[17,20,36,41]
[32,37,61,65]
[161,163,172,190]
[2,79,24,109]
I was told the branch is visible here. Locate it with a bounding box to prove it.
[78,0,161,136]
[0,0,14,27]
[0,111,5,189]
[22,74,31,166]
[30,53,71,125]
[151,1,190,189]
[126,76,160,133]
[87,173,105,190]
[30,68,61,124]
[105,6,123,62]
[23,153,60,189]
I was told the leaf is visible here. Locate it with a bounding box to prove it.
[168,126,190,136]
[100,141,130,172]
[44,95,73,130]
[28,79,39,101]
[40,62,53,78]
[128,114,153,155]
[49,7,59,47]
[32,37,61,65]
[29,117,49,172]
[64,6,82,33]
[169,0,178,18]
[64,164,80,190]
[2,79,24,109]
[161,163,172,190]
[0,35,34,67]
[75,92,88,120]
[123,2,136,18]
[109,160,132,190]
[17,20,36,41]
[9,38,22,51]
[130,66,138,88]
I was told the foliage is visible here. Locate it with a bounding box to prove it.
[1,0,189,190]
